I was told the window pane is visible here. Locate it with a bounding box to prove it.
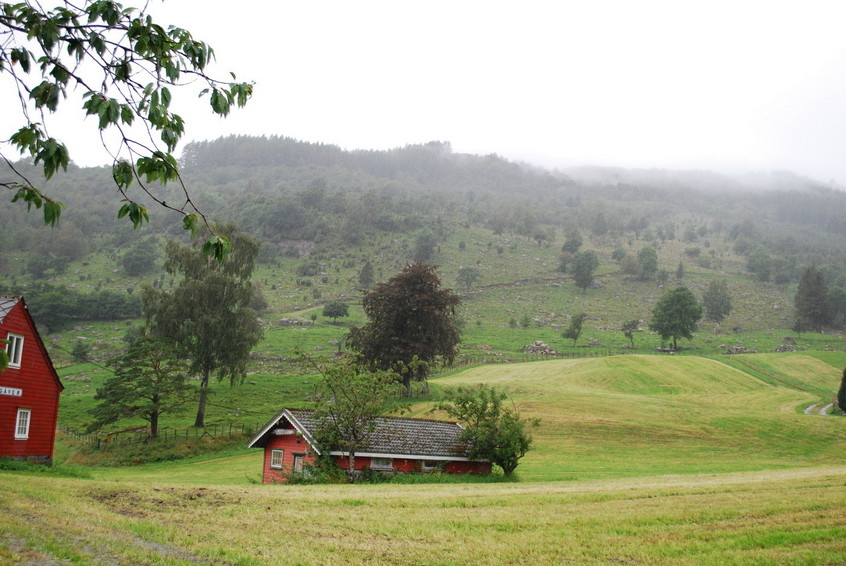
[15,409,30,439]
[270,449,284,469]
[6,334,23,367]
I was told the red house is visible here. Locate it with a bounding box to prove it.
[0,296,63,465]
[248,408,491,483]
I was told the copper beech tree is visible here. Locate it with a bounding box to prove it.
[347,263,461,397]
[1,1,252,258]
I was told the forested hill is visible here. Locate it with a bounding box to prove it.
[3,134,846,289]
[174,136,846,257]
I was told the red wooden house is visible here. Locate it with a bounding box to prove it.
[249,408,491,483]
[0,296,63,465]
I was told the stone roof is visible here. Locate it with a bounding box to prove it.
[0,296,21,325]
[251,408,476,460]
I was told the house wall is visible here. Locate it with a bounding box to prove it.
[444,460,492,474]
[0,303,61,464]
[335,456,491,475]
[261,431,314,483]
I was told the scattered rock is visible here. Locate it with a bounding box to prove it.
[719,344,756,354]
[522,341,558,355]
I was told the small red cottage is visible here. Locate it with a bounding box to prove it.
[248,408,491,483]
[0,296,63,465]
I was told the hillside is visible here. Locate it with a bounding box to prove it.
[57,353,846,484]
[432,354,844,481]
[4,135,846,430]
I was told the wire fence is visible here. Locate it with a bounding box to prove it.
[62,421,262,449]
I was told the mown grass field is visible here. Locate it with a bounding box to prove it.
[3,353,846,564]
[3,468,845,565]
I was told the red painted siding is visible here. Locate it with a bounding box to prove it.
[334,455,491,475]
[0,301,63,463]
[260,427,315,483]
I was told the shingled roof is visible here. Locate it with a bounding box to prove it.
[0,296,21,325]
[249,408,477,460]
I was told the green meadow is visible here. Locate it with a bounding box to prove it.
[3,353,846,564]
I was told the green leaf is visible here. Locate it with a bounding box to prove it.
[202,235,232,260]
[112,160,134,188]
[182,214,200,236]
[117,201,150,228]
[42,200,64,227]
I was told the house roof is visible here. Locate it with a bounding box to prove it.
[0,295,63,391]
[0,296,21,325]
[249,408,481,462]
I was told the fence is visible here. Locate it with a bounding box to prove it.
[62,421,261,449]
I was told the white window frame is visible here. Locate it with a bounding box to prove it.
[15,408,31,440]
[270,449,284,469]
[293,453,305,474]
[6,333,23,369]
[370,457,393,471]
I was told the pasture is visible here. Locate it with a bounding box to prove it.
[3,353,846,564]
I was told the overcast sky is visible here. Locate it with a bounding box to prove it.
[7,1,846,184]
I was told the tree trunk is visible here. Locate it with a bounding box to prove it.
[403,374,412,398]
[194,370,210,428]
[150,411,159,439]
[347,451,356,483]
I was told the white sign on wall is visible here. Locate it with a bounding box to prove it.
[0,386,23,397]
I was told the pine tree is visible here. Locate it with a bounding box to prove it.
[794,267,829,332]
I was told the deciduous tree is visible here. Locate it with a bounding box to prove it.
[637,246,658,281]
[311,357,402,483]
[1,1,252,258]
[322,301,350,323]
[142,224,263,427]
[649,286,702,350]
[563,313,587,347]
[570,250,599,293]
[838,368,846,412]
[621,319,639,348]
[702,279,732,324]
[347,263,461,397]
[435,384,539,475]
[457,266,481,291]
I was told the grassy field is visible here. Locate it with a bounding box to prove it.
[2,466,845,564]
[4,353,846,564]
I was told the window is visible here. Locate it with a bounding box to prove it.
[6,333,23,368]
[422,460,446,472]
[15,409,30,439]
[293,453,305,474]
[270,449,284,469]
[370,457,393,471]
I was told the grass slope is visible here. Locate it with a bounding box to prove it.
[429,354,845,481]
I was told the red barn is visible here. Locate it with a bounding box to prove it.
[0,296,63,465]
[248,408,491,483]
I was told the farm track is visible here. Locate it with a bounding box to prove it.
[805,402,836,415]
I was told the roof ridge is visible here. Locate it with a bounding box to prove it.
[288,407,458,426]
